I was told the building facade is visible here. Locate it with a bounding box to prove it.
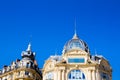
[0,32,112,80]
[43,33,112,80]
[0,44,42,80]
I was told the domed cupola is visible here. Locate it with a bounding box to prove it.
[21,43,35,61]
[62,33,89,54]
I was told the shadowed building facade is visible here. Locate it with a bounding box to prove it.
[0,44,42,80]
[42,32,112,80]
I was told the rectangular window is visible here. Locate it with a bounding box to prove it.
[25,71,29,75]
[68,58,85,63]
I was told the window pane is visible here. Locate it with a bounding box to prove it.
[68,58,85,63]
[68,70,85,80]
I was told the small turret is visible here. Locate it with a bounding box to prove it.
[21,43,35,61]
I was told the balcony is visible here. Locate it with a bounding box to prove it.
[15,74,34,80]
[0,66,41,79]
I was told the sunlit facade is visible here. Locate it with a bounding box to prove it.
[0,31,112,80]
[43,33,112,80]
[0,44,42,80]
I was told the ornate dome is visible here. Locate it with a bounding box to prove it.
[62,33,89,54]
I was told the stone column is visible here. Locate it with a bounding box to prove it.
[58,70,62,80]
[54,71,57,80]
[42,73,45,80]
[94,70,96,80]
[60,70,62,80]
[65,70,68,80]
[57,70,59,80]
[62,70,65,80]
[88,70,92,80]
[96,70,101,80]
[92,70,96,80]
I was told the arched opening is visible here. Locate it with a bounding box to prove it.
[45,72,54,80]
[68,70,86,80]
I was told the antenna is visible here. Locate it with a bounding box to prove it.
[74,17,77,35]
[29,34,32,44]
[72,17,78,39]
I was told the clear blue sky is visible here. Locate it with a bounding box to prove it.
[0,0,120,79]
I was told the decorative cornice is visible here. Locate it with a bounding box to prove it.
[0,67,40,78]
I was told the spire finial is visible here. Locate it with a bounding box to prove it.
[29,35,32,44]
[26,43,31,51]
[95,49,97,55]
[74,17,77,35]
[73,18,78,39]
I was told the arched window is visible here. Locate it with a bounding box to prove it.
[68,70,85,80]
[101,72,109,80]
[45,72,54,80]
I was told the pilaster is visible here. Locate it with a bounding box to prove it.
[54,71,57,80]
[58,70,62,80]
[96,70,101,80]
[62,70,65,80]
[88,70,92,80]
[92,70,96,80]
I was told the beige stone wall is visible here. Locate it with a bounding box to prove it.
[43,49,112,80]
[0,68,42,80]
